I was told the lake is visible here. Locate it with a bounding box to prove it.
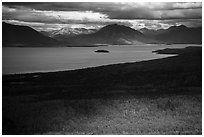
[2,44,199,74]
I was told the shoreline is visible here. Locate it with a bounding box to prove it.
[3,46,202,134]
[3,46,201,97]
[3,54,175,76]
[3,45,201,76]
[2,46,200,76]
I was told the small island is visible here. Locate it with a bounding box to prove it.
[94,49,109,53]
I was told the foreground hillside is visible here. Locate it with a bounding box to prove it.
[3,46,202,134]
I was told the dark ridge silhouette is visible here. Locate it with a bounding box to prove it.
[140,25,202,44]
[2,22,59,47]
[139,28,166,36]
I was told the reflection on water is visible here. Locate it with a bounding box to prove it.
[2,44,199,74]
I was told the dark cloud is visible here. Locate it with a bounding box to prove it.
[2,2,118,12]
[2,2,202,30]
[3,2,202,11]
[3,2,202,20]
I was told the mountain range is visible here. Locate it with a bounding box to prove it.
[62,24,158,45]
[2,22,202,46]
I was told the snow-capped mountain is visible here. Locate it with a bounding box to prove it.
[41,27,97,38]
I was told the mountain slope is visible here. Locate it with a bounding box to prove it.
[139,28,166,36]
[2,22,59,46]
[140,25,202,44]
[156,25,202,44]
[41,28,97,38]
[64,24,158,45]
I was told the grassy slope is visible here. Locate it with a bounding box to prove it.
[2,46,202,135]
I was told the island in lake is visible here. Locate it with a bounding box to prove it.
[95,49,110,53]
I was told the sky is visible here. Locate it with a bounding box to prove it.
[2,2,202,31]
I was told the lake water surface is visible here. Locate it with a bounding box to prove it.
[3,44,199,74]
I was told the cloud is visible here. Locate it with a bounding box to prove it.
[2,5,133,28]
[3,2,202,11]
[2,2,202,30]
[2,19,61,31]
[2,5,109,24]
[3,2,202,20]
[99,3,202,20]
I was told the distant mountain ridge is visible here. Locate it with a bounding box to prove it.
[2,22,59,46]
[139,28,166,36]
[140,25,202,44]
[2,22,202,47]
